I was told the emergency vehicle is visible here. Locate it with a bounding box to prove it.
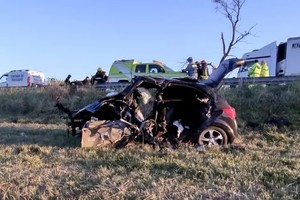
[237,37,300,77]
[0,69,46,87]
[108,59,187,82]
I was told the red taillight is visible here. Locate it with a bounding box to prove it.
[223,107,236,119]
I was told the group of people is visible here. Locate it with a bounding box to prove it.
[248,59,269,77]
[184,57,270,79]
[184,57,217,80]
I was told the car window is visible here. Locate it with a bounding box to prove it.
[135,64,146,73]
[149,64,165,73]
[0,74,8,83]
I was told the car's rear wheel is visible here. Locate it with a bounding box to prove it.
[198,126,228,146]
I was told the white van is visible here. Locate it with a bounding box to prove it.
[0,69,46,87]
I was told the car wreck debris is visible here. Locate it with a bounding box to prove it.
[56,58,245,149]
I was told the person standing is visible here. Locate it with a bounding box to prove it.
[195,61,202,80]
[185,57,198,79]
[92,67,107,84]
[95,67,106,79]
[260,60,270,77]
[197,60,210,80]
[248,60,262,77]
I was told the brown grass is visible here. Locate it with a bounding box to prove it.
[0,122,299,200]
[0,84,300,199]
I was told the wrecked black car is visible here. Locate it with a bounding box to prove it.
[56,58,245,149]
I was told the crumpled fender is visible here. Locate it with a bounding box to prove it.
[81,120,131,148]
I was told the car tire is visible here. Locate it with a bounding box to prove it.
[198,126,228,146]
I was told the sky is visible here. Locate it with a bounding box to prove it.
[0,0,299,80]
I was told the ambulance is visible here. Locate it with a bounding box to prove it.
[108,59,187,82]
[0,69,46,87]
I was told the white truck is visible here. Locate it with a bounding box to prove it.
[0,69,46,87]
[237,37,300,77]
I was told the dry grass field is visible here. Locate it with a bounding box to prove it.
[0,85,299,199]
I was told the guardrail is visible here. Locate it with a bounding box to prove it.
[94,82,130,89]
[1,76,300,92]
[221,76,300,87]
[94,76,300,90]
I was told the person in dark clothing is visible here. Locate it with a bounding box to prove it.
[195,61,202,80]
[82,76,91,85]
[92,67,108,84]
[196,60,210,80]
[95,68,106,78]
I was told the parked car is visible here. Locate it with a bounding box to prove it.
[56,58,245,149]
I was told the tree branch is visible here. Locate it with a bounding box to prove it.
[213,0,253,64]
[221,32,226,55]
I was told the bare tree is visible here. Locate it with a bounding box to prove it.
[213,0,255,64]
